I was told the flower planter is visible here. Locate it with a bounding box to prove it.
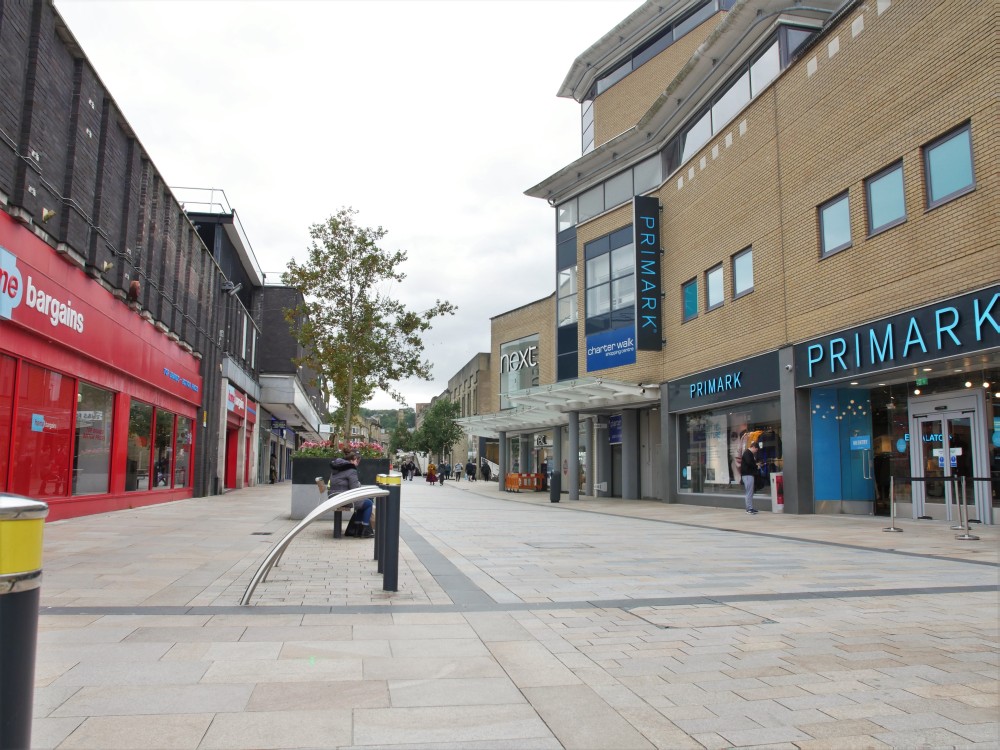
[289,457,390,520]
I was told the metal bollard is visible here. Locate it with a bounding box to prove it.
[955,476,980,541]
[1,496,48,750]
[883,476,903,532]
[374,495,384,570]
[375,473,402,592]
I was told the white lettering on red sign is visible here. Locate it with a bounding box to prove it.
[0,246,84,332]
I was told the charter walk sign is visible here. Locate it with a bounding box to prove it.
[633,195,662,351]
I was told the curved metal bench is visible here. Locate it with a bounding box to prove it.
[240,484,388,605]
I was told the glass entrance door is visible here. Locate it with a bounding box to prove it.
[913,412,976,521]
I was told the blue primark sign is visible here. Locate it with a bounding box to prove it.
[633,195,662,351]
[795,286,999,385]
[668,351,779,411]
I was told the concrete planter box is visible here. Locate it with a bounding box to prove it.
[290,457,391,520]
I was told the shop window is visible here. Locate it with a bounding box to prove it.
[732,247,753,298]
[126,401,153,492]
[682,278,699,321]
[0,355,15,491]
[153,409,175,489]
[11,362,74,498]
[72,382,114,495]
[819,192,851,257]
[678,399,782,496]
[924,123,974,208]
[706,265,724,310]
[865,161,906,235]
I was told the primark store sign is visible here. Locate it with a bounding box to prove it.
[794,286,999,385]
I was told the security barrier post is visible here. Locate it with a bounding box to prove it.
[376,473,402,592]
[0,496,48,750]
[882,476,903,532]
[955,476,980,541]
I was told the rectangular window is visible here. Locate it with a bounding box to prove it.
[706,265,724,310]
[126,401,153,492]
[924,124,974,208]
[711,71,750,132]
[604,171,633,209]
[154,409,175,490]
[0,355,14,492]
[866,162,906,235]
[578,184,604,221]
[633,156,662,194]
[681,110,712,163]
[73,382,114,496]
[13,363,75,498]
[732,247,753,298]
[682,278,699,321]
[749,40,780,96]
[819,192,851,256]
[174,416,193,488]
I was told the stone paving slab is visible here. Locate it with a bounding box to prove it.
[29,480,999,749]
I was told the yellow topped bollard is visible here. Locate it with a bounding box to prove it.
[375,473,403,591]
[1,496,48,750]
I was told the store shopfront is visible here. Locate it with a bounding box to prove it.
[0,211,202,520]
[665,352,781,509]
[794,286,999,524]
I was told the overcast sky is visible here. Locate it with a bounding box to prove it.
[53,0,637,409]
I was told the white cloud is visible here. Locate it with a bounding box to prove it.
[54,0,637,408]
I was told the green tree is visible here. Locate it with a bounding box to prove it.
[389,421,413,454]
[282,208,456,438]
[412,399,463,461]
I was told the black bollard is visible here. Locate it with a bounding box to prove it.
[0,496,48,750]
[375,473,402,592]
[373,495,384,567]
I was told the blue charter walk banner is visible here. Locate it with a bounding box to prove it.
[586,325,637,373]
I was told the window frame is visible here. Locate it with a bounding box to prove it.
[818,191,852,258]
[732,246,754,299]
[923,122,975,209]
[705,264,725,311]
[682,278,699,322]
[865,160,906,237]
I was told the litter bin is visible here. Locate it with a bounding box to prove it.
[1,496,48,750]
[770,472,784,513]
[549,472,561,503]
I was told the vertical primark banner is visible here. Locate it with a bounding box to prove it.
[633,195,662,351]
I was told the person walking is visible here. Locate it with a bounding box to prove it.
[328,451,374,537]
[269,453,277,484]
[740,441,760,514]
[453,462,462,481]
[426,463,437,484]
[439,461,449,486]
[466,460,476,481]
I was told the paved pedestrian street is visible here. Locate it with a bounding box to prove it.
[32,479,999,749]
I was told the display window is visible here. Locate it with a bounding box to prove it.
[0,354,15,491]
[72,382,114,495]
[153,409,175,489]
[174,416,193,488]
[678,398,782,496]
[126,401,153,492]
[11,362,75,498]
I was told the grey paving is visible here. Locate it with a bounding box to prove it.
[28,479,1000,749]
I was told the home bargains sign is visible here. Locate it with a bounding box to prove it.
[0,212,202,405]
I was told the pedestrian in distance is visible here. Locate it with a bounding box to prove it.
[439,461,449,486]
[328,451,374,537]
[453,462,462,481]
[466,460,476,481]
[740,441,761,514]
[269,453,277,484]
[426,463,437,484]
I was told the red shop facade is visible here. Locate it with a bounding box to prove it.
[0,212,203,520]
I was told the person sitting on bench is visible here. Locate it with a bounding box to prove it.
[328,451,374,538]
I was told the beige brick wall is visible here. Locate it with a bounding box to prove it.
[570,0,997,385]
[593,12,725,149]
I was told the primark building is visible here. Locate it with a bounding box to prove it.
[458,0,998,524]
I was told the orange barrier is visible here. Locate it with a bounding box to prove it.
[505,473,544,492]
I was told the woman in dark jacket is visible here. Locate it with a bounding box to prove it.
[328,451,373,537]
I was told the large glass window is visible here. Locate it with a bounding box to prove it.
[0,355,15,491]
[749,41,780,96]
[819,192,851,256]
[500,334,540,409]
[681,111,713,163]
[153,409,175,489]
[706,265,724,310]
[682,278,699,322]
[679,399,781,496]
[126,401,153,492]
[711,71,750,133]
[578,185,604,222]
[585,227,634,335]
[72,382,114,495]
[732,247,753,298]
[924,124,974,208]
[866,162,906,235]
[11,363,74,498]
[557,267,578,326]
